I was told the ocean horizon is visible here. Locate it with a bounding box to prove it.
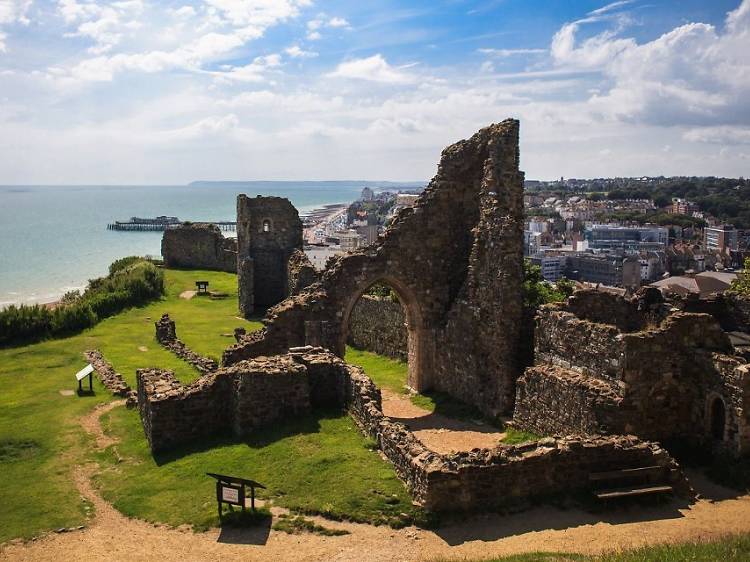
[0,181,424,307]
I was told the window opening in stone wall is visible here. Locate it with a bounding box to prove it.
[262,219,271,233]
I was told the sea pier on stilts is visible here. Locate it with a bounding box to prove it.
[107,216,236,232]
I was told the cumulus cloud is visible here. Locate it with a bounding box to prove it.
[285,44,317,58]
[479,48,546,57]
[306,14,350,39]
[0,0,31,51]
[545,0,750,138]
[327,54,416,84]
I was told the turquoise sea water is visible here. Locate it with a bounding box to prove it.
[0,182,422,307]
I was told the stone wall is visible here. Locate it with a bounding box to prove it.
[154,314,218,374]
[512,365,624,436]
[287,249,319,296]
[84,349,136,405]
[137,347,691,511]
[237,195,303,316]
[224,121,524,417]
[347,295,407,361]
[514,290,750,456]
[161,223,236,272]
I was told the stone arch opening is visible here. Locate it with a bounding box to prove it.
[340,276,429,393]
[261,218,272,233]
[709,395,727,441]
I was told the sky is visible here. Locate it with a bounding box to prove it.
[0,0,749,183]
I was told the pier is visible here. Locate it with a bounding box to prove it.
[107,216,236,232]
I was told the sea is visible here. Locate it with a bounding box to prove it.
[0,181,424,307]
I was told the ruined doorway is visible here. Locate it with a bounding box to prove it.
[341,278,428,393]
[710,396,726,441]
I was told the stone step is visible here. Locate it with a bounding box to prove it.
[589,465,666,482]
[595,484,673,500]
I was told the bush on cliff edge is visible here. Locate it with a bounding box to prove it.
[0,258,164,345]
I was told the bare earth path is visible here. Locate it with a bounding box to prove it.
[2,403,750,562]
[380,389,506,453]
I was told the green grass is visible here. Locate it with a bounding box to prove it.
[430,532,750,561]
[272,513,349,536]
[346,347,542,447]
[0,269,259,543]
[94,405,421,530]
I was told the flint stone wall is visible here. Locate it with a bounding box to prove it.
[84,349,136,405]
[138,348,691,511]
[224,121,524,417]
[154,314,218,373]
[287,249,319,296]
[347,295,407,361]
[515,289,750,456]
[161,223,236,272]
[237,196,303,316]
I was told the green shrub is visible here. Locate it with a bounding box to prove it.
[0,258,164,345]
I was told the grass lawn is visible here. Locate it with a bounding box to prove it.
[0,269,420,543]
[0,269,258,543]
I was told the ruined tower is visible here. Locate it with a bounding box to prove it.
[236,195,303,317]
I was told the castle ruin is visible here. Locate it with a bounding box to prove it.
[224,120,524,417]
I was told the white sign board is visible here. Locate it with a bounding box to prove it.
[221,486,240,504]
[75,364,95,382]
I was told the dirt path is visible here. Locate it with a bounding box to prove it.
[2,403,750,562]
[380,389,506,454]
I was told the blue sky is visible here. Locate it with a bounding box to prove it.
[0,0,748,183]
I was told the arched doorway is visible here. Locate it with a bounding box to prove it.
[710,396,726,441]
[340,276,430,392]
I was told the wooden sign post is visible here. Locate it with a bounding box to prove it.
[75,364,95,395]
[206,473,266,521]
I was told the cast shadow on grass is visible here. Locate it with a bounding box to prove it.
[151,408,344,466]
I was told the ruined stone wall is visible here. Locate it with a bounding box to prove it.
[237,196,303,316]
[224,121,525,417]
[161,224,236,272]
[287,249,319,296]
[84,349,136,405]
[512,365,624,436]
[225,357,311,436]
[347,295,407,361]
[516,289,749,455]
[343,361,690,511]
[137,369,231,452]
[137,347,691,510]
[154,314,218,374]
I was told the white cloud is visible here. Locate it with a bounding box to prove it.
[327,54,416,84]
[0,0,31,52]
[588,1,635,17]
[285,44,317,58]
[683,126,750,145]
[0,0,32,25]
[210,53,281,83]
[479,48,546,57]
[328,16,349,28]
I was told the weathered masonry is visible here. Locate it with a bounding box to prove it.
[237,196,304,317]
[137,347,691,511]
[224,120,525,417]
[512,289,750,457]
[161,223,237,272]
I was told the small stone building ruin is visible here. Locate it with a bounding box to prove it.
[161,223,237,272]
[513,289,750,457]
[225,120,525,417]
[236,195,305,316]
[137,346,691,511]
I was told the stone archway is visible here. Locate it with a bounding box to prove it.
[339,276,429,392]
[224,120,524,417]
